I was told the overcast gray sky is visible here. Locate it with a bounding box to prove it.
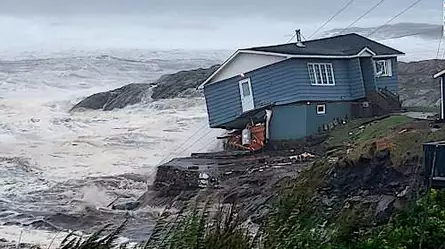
[0,0,438,21]
[0,0,441,52]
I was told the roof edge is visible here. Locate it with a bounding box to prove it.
[198,39,404,89]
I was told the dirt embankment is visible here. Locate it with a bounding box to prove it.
[138,116,438,239]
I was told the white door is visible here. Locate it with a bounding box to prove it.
[239,78,254,112]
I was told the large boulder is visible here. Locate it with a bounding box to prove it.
[71,65,219,111]
[151,65,219,100]
[70,83,152,111]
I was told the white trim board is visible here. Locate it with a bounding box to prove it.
[357,47,376,57]
[434,69,445,79]
[440,77,445,119]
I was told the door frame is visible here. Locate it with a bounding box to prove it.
[238,78,254,112]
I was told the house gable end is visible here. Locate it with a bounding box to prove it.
[200,51,287,88]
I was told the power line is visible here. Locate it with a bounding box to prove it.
[286,32,308,43]
[308,0,355,40]
[340,0,386,35]
[287,34,296,43]
[442,38,445,60]
[436,35,443,60]
[157,122,209,165]
[160,128,214,165]
[366,0,424,38]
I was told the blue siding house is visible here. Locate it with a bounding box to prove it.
[199,33,404,141]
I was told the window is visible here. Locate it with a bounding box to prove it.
[316,104,326,115]
[374,59,392,77]
[241,81,251,97]
[308,63,335,85]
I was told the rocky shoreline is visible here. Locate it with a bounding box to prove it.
[70,65,218,112]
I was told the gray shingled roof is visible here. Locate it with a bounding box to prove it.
[245,33,404,56]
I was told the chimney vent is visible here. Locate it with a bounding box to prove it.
[295,29,305,48]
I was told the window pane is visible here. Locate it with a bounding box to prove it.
[375,61,387,76]
[241,82,250,97]
[314,64,322,84]
[324,64,330,85]
[317,104,325,114]
[308,64,315,84]
[326,64,334,85]
[321,65,328,85]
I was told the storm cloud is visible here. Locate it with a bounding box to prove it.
[0,0,439,23]
[0,0,441,52]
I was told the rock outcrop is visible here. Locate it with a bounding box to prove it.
[70,83,152,111]
[151,65,219,100]
[398,59,445,107]
[71,65,219,111]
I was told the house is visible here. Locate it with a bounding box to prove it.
[199,32,404,143]
[433,70,445,120]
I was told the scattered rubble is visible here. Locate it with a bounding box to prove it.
[136,116,442,247]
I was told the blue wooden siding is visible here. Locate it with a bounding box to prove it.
[204,76,242,127]
[374,57,398,93]
[205,57,373,128]
[305,102,352,135]
[250,58,362,107]
[348,58,365,99]
[360,57,376,94]
[269,104,307,140]
[268,101,352,140]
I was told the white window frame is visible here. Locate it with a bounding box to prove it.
[307,63,336,86]
[239,79,252,97]
[374,59,392,77]
[316,104,326,115]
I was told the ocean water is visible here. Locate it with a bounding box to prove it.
[0,49,227,247]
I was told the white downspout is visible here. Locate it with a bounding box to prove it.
[440,76,445,120]
[265,109,272,140]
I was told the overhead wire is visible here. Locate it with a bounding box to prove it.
[440,29,445,60]
[157,122,209,165]
[286,33,297,43]
[366,0,424,38]
[436,34,443,60]
[339,0,386,35]
[287,32,308,43]
[307,0,356,40]
[159,128,215,165]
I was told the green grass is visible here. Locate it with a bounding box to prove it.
[263,187,445,249]
[324,115,413,149]
[360,189,445,249]
[323,118,375,148]
[54,202,253,249]
[405,106,440,113]
[354,115,412,142]
[325,114,445,165]
[54,189,445,249]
